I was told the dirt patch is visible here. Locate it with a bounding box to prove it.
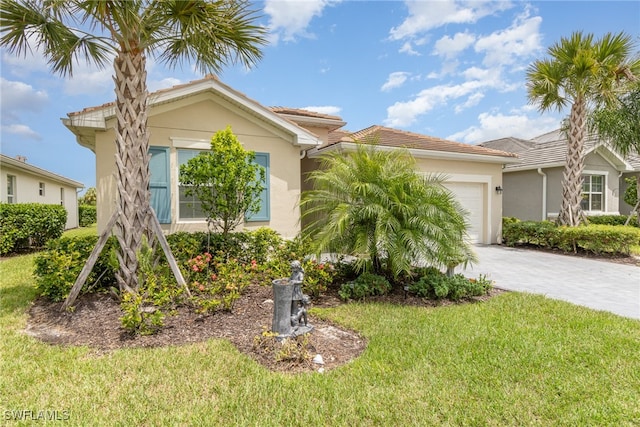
[24,284,504,373]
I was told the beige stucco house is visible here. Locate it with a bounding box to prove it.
[0,154,83,229]
[481,129,640,221]
[64,76,517,244]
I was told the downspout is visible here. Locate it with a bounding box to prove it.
[537,168,547,221]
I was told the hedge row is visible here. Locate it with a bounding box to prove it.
[502,219,640,255]
[79,205,97,227]
[0,203,67,255]
[585,214,638,227]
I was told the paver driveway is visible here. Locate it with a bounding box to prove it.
[459,245,640,320]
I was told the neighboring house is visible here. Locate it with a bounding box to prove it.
[0,154,83,229]
[481,129,640,221]
[64,75,517,244]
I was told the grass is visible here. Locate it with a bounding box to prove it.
[1,254,639,426]
[62,225,97,239]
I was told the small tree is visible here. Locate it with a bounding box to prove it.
[179,127,266,238]
[301,142,475,280]
[79,187,97,206]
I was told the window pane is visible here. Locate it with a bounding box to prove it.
[582,178,590,192]
[591,175,603,192]
[580,194,589,211]
[591,194,602,210]
[178,149,208,220]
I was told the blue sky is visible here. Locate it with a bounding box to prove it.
[1,0,639,192]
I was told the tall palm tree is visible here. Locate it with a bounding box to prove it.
[1,0,267,300]
[527,31,640,226]
[301,142,475,280]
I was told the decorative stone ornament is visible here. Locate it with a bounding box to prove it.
[271,260,313,338]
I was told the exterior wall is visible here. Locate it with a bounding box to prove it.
[94,94,303,239]
[414,157,503,244]
[0,163,80,229]
[501,169,544,221]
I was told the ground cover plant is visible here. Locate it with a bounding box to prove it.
[2,253,639,425]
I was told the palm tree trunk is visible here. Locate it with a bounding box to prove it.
[558,97,587,226]
[113,49,151,294]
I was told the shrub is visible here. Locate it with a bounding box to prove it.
[339,272,391,301]
[408,269,493,301]
[78,205,97,227]
[503,219,640,255]
[502,220,558,247]
[0,203,67,254]
[33,235,118,301]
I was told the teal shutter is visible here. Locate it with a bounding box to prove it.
[149,147,171,223]
[247,152,270,222]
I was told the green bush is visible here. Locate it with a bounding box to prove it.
[586,214,638,227]
[78,205,97,227]
[33,235,118,302]
[408,269,493,301]
[0,203,67,255]
[502,219,640,255]
[339,272,391,301]
[502,220,558,247]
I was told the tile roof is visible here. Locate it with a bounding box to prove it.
[67,74,224,117]
[269,107,343,121]
[480,129,640,171]
[324,125,518,158]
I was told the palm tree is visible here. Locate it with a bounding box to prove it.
[590,82,640,224]
[527,31,640,226]
[0,0,267,304]
[300,142,475,280]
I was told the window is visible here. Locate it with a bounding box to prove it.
[178,149,208,220]
[177,148,270,222]
[39,182,45,196]
[581,175,604,211]
[6,175,16,203]
[60,188,65,206]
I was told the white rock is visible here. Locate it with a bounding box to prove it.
[313,354,324,365]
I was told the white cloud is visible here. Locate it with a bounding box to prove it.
[301,105,342,116]
[454,92,484,113]
[474,11,542,67]
[447,110,559,144]
[62,66,113,96]
[0,78,49,118]
[148,77,182,92]
[390,0,513,40]
[381,72,411,92]
[399,41,421,56]
[2,124,42,140]
[264,0,341,43]
[433,32,476,59]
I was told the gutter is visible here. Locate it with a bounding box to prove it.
[537,168,547,221]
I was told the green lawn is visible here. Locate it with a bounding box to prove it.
[1,254,639,426]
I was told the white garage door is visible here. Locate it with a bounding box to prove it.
[443,182,484,243]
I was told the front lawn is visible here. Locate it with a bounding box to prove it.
[1,254,639,426]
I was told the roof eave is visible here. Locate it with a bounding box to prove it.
[0,155,84,188]
[309,142,520,164]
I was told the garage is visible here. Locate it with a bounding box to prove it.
[443,182,485,244]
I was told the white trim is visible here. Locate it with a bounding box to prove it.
[171,137,210,150]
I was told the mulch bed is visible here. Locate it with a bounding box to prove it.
[23,283,504,374]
